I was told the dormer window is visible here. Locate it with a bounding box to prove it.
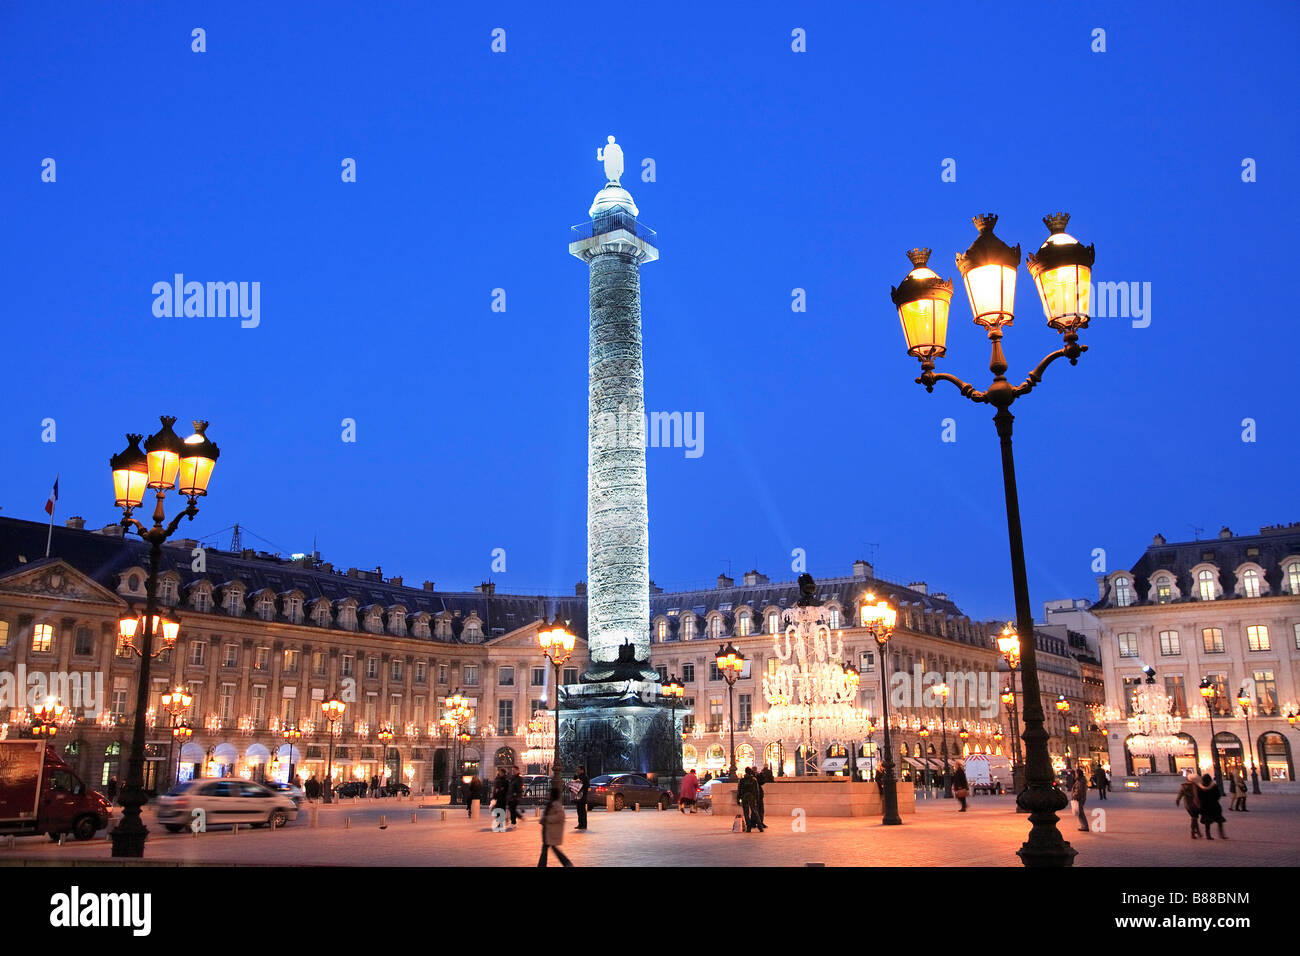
[388,609,407,636]
[1241,569,1261,599]
[434,616,452,639]
[256,594,275,621]
[159,576,179,606]
[708,615,723,639]
[364,608,384,634]
[736,612,751,637]
[285,594,303,624]
[338,603,358,631]
[767,611,779,634]
[313,602,332,627]
[1156,577,1172,604]
[827,607,841,629]
[656,619,668,641]
[1288,561,1300,595]
[1114,577,1133,607]
[1198,569,1217,601]
[412,616,430,639]
[682,617,696,641]
[463,619,483,642]
[225,586,245,617]
[192,585,212,613]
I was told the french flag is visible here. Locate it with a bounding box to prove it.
[44,475,59,516]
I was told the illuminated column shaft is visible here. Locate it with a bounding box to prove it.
[570,176,658,667]
[587,250,648,664]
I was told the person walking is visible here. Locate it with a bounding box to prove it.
[1071,764,1089,832]
[1176,771,1201,839]
[508,765,523,825]
[1234,770,1249,812]
[1197,773,1227,840]
[466,774,483,819]
[1091,766,1106,801]
[573,766,590,830]
[737,767,758,832]
[753,766,768,830]
[951,763,970,812]
[371,773,380,798]
[678,768,699,813]
[490,768,509,819]
[537,787,573,867]
[106,776,119,804]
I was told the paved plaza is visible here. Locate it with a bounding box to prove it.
[3,791,1298,867]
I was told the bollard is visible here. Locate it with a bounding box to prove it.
[411,813,417,823]
[633,803,639,811]
[657,802,663,811]
[379,815,388,830]
[4,834,16,849]
[344,816,351,829]
[440,810,447,822]
[310,807,320,829]
[534,806,541,818]
[58,833,65,846]
[232,823,239,836]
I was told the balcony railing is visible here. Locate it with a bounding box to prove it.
[570,211,658,247]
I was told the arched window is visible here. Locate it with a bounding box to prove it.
[1288,562,1300,595]
[1242,569,1261,598]
[708,616,723,639]
[1259,732,1293,782]
[256,594,275,621]
[1114,577,1132,607]
[681,617,695,641]
[314,602,332,627]
[736,612,751,637]
[828,607,841,629]
[1197,569,1217,601]
[656,619,668,641]
[767,611,779,634]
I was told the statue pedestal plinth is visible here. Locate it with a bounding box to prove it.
[558,680,681,779]
[710,778,916,820]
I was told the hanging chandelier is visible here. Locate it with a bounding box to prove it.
[1126,680,1188,759]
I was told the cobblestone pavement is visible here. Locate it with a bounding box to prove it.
[3,792,1297,867]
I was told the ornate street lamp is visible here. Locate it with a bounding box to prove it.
[172,720,193,784]
[107,417,219,858]
[30,698,65,738]
[937,681,952,797]
[860,594,902,825]
[661,676,685,793]
[890,213,1094,867]
[715,642,745,776]
[442,691,471,801]
[1237,690,1261,795]
[283,724,303,785]
[322,695,346,804]
[161,685,192,787]
[538,614,576,789]
[1068,722,1081,768]
[996,623,1025,795]
[1056,695,1071,768]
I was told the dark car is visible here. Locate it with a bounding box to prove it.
[585,773,673,811]
[379,782,410,797]
[333,780,367,798]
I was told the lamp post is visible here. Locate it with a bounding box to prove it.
[937,681,952,797]
[662,676,685,793]
[161,685,192,788]
[860,594,901,824]
[107,416,218,858]
[845,664,861,779]
[30,698,65,738]
[715,643,745,776]
[889,213,1094,867]
[1068,721,1081,771]
[959,726,970,759]
[283,724,303,786]
[322,695,346,804]
[172,720,192,784]
[376,724,394,791]
[443,690,470,801]
[1238,691,1261,795]
[1055,695,1071,769]
[538,615,575,790]
[918,724,931,791]
[997,623,1026,796]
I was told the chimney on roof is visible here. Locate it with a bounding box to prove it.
[908,581,928,595]
[933,592,948,600]
[717,573,734,589]
[65,516,85,530]
[742,570,769,587]
[1152,533,1165,546]
[650,580,664,594]
[320,562,333,573]
[97,524,124,537]
[575,581,586,596]
[1097,576,1106,601]
[1219,526,1233,539]
[347,568,359,578]
[474,581,496,595]
[388,576,403,587]
[423,580,435,592]
[852,559,873,580]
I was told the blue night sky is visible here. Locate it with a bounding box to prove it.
[1,2,1296,621]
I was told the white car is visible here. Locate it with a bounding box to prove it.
[156,779,299,832]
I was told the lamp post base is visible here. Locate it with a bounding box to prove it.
[1015,784,1076,867]
[110,798,148,858]
[881,778,903,826]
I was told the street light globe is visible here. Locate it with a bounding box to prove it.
[1198,678,1215,700]
[996,623,1020,664]
[1001,686,1014,706]
[1026,213,1094,332]
[142,416,186,491]
[955,214,1020,330]
[109,434,148,510]
[1056,695,1070,714]
[177,421,220,497]
[890,248,953,358]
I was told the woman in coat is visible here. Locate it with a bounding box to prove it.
[1175,772,1201,838]
[538,787,573,867]
[951,765,969,812]
[1196,773,1227,840]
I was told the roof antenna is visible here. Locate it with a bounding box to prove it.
[230,523,242,552]
[1188,524,1203,541]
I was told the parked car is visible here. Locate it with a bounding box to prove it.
[263,781,306,806]
[585,773,673,811]
[333,780,368,798]
[379,782,410,797]
[156,779,299,832]
[695,778,729,811]
[522,775,553,801]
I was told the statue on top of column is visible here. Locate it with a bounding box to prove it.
[597,135,624,184]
